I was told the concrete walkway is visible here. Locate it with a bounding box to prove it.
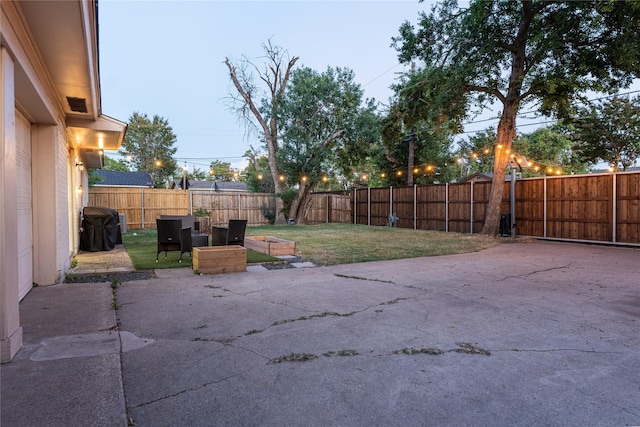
[2,241,639,426]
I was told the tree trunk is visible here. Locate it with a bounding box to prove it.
[481,103,518,235]
[288,181,310,223]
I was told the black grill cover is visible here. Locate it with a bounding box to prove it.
[80,206,123,252]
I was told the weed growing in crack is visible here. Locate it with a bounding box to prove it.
[323,350,359,357]
[269,353,317,363]
[271,311,356,327]
[110,278,122,309]
[334,273,395,284]
[394,347,444,355]
[393,343,491,356]
[454,342,491,356]
[245,329,263,335]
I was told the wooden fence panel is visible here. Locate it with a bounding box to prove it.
[471,182,491,234]
[415,184,446,231]
[515,179,545,237]
[616,172,640,243]
[391,186,415,229]
[191,192,275,226]
[329,193,352,223]
[305,192,352,224]
[88,188,145,229]
[90,172,639,244]
[448,184,471,233]
[305,193,329,224]
[366,188,388,226]
[545,174,612,241]
[143,189,190,229]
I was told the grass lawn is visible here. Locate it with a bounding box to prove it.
[122,223,498,270]
[122,229,278,270]
[246,223,497,265]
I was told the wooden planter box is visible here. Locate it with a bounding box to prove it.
[193,246,246,275]
[244,236,296,256]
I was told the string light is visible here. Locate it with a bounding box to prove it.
[119,140,572,188]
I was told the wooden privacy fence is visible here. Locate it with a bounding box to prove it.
[88,188,276,229]
[307,171,640,245]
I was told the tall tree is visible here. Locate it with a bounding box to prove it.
[224,41,298,224]
[393,0,640,234]
[119,112,178,188]
[569,95,640,171]
[277,66,374,221]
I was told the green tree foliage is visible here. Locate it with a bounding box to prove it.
[378,108,459,185]
[569,95,640,171]
[119,112,178,188]
[277,66,376,221]
[393,0,640,234]
[243,156,274,193]
[456,129,497,175]
[208,160,234,181]
[514,125,590,176]
[188,168,209,181]
[103,155,130,172]
[226,43,379,223]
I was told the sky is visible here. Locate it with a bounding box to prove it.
[98,1,639,173]
[98,0,429,172]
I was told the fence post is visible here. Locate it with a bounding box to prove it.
[470,181,474,234]
[353,188,357,224]
[612,173,617,243]
[445,183,449,233]
[389,186,393,223]
[189,191,193,215]
[326,193,329,223]
[510,169,516,237]
[414,184,417,230]
[141,188,145,229]
[543,177,547,238]
[367,187,371,226]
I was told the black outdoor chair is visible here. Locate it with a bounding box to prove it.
[156,219,192,262]
[226,219,248,245]
[211,219,248,246]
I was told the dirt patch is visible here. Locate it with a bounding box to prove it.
[64,271,155,283]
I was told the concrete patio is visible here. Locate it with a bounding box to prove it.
[2,240,639,426]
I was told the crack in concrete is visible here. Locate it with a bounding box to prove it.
[495,348,627,354]
[127,368,255,411]
[333,273,396,284]
[496,263,575,282]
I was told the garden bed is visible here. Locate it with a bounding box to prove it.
[193,246,246,275]
[244,236,296,256]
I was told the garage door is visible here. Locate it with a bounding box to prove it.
[16,110,33,301]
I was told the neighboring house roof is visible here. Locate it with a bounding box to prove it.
[171,179,249,192]
[94,170,153,187]
[590,166,640,174]
[461,172,516,183]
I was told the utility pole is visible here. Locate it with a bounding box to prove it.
[407,131,415,186]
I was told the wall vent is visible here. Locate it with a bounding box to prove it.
[67,97,87,113]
